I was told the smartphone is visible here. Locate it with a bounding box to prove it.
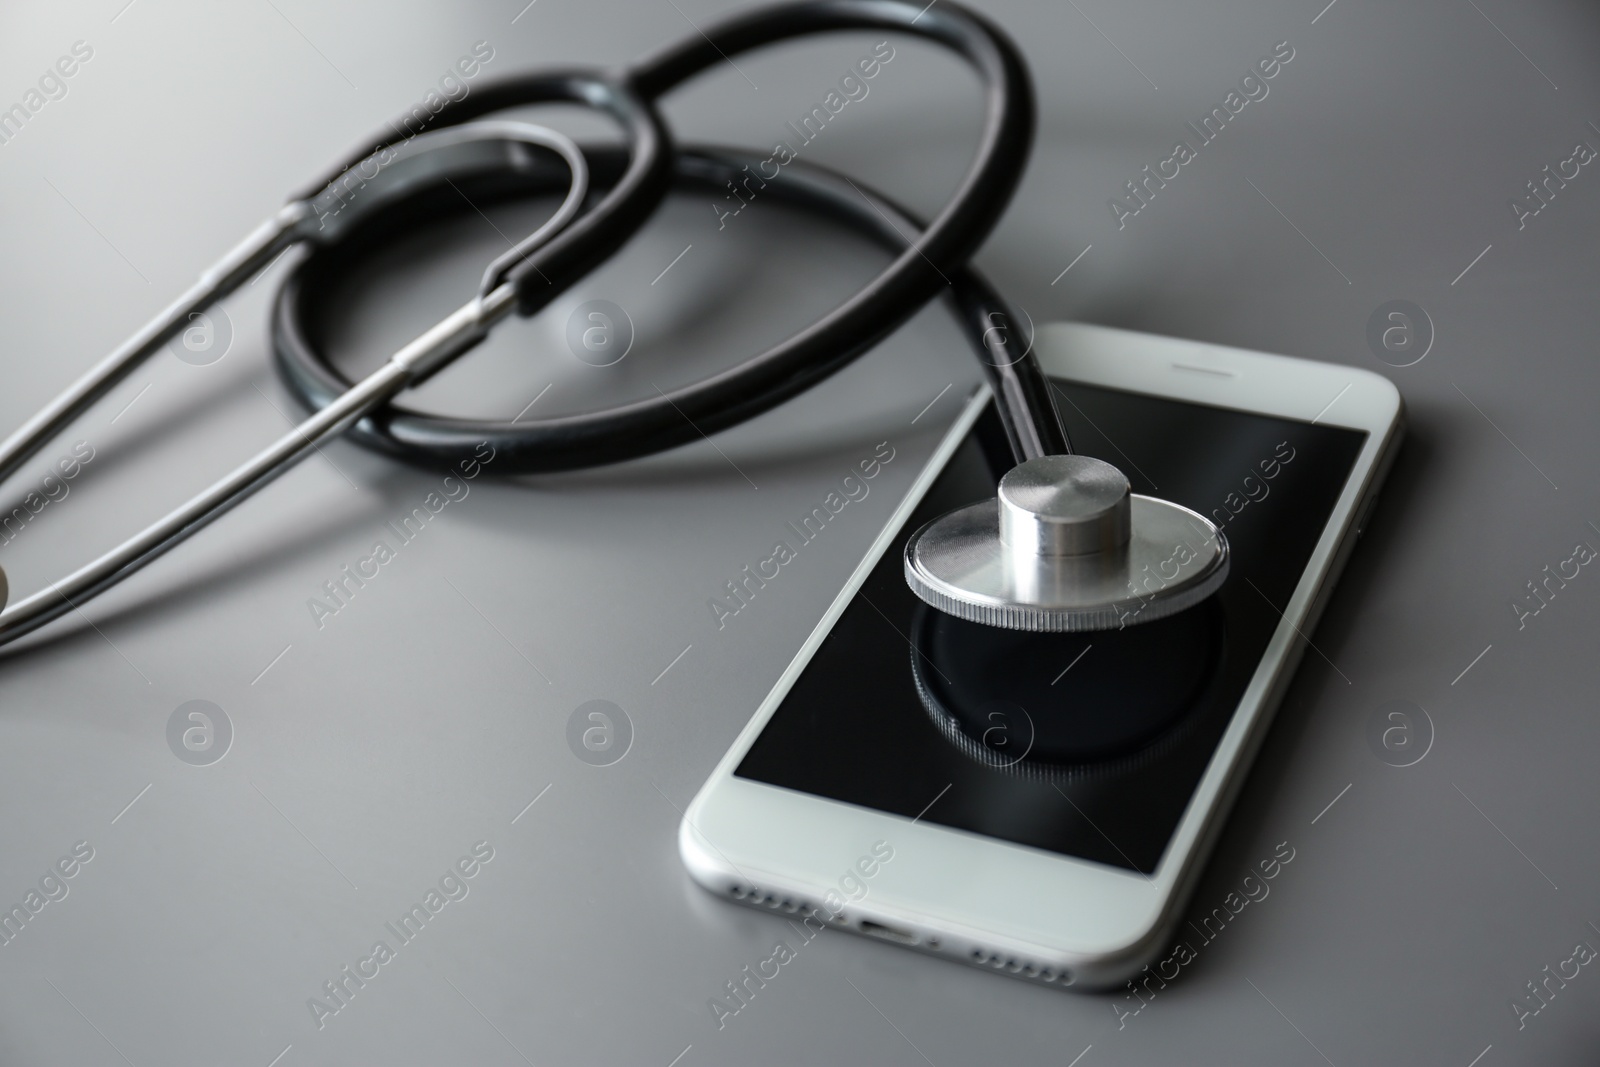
[679,321,1403,991]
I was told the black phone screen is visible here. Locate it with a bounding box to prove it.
[735,379,1368,874]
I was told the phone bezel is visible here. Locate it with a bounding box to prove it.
[679,322,1403,988]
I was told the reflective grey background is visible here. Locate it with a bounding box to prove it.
[1,0,1598,1063]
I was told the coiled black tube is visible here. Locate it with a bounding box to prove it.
[272,0,1069,472]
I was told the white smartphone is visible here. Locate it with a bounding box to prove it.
[679,321,1403,991]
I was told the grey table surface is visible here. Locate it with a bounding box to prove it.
[1,0,1598,1064]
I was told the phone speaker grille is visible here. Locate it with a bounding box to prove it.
[969,948,1073,985]
[726,884,831,918]
[726,884,1070,986]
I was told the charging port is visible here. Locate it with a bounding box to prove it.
[858,920,918,945]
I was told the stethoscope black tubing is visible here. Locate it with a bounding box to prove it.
[271,0,1069,472]
[275,143,1051,472]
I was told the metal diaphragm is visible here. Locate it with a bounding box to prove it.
[904,454,1228,632]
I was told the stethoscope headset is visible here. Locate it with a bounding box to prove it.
[0,0,1224,652]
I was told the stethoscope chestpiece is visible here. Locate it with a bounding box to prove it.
[904,454,1228,633]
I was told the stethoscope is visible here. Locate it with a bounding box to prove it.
[0,0,1225,652]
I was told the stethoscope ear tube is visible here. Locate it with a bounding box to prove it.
[272,0,1068,472]
[0,0,1079,649]
[271,144,1067,472]
[0,122,590,648]
[288,70,677,324]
